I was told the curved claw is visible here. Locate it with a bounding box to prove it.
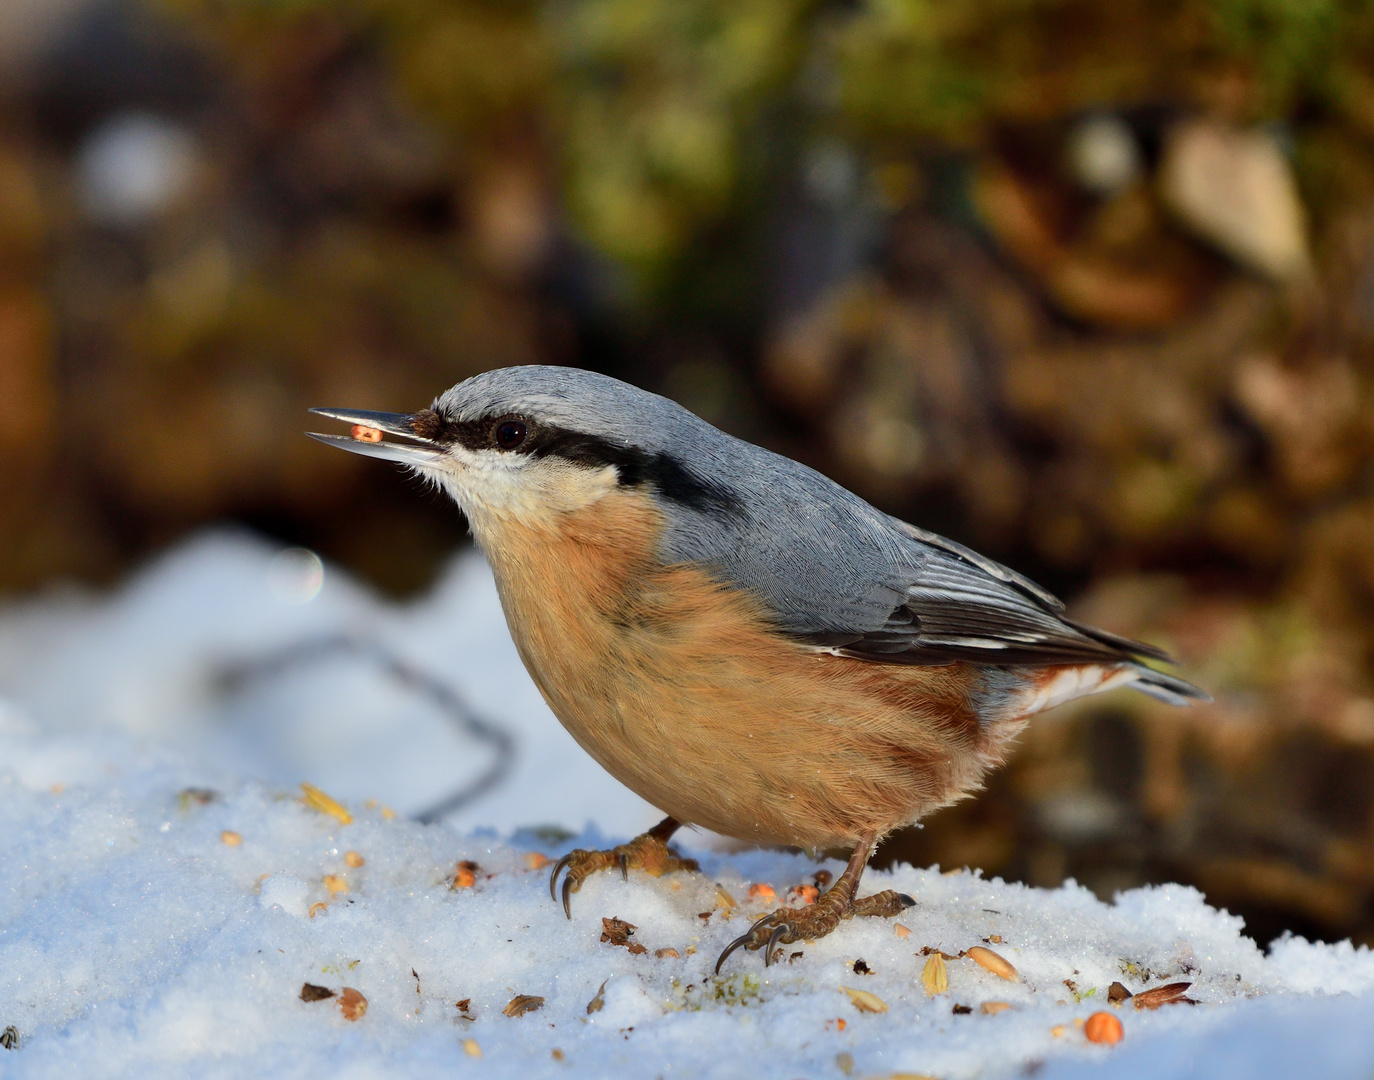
[763,924,788,968]
[898,893,916,908]
[561,870,575,919]
[619,852,629,881]
[715,912,783,975]
[549,853,574,903]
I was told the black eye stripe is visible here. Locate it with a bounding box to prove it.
[427,412,741,514]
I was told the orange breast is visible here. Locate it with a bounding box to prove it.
[474,488,1021,849]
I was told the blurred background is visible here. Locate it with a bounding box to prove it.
[1,0,1373,947]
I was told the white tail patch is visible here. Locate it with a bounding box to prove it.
[1014,664,1140,718]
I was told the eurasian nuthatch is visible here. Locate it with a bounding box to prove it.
[309,365,1207,971]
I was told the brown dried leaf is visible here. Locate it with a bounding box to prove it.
[503,994,545,1018]
[338,988,367,1021]
[600,917,638,948]
[586,981,606,1014]
[455,998,476,1021]
[655,948,680,959]
[1133,982,1196,1010]
[981,1001,1012,1015]
[299,983,335,1002]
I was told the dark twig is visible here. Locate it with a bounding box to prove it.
[214,634,516,823]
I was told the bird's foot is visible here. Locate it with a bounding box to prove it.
[549,817,698,918]
[714,886,913,972]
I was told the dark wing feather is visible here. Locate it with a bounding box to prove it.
[803,543,1174,668]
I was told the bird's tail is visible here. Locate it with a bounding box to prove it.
[1124,663,1212,706]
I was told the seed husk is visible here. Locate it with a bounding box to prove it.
[300,783,352,825]
[839,986,888,1013]
[967,945,1019,982]
[921,954,948,996]
[1133,981,1196,1009]
[504,994,545,1018]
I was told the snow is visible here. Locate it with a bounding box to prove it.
[2,531,1373,1078]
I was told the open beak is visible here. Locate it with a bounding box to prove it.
[306,407,446,466]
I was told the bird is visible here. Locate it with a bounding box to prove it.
[308,365,1208,971]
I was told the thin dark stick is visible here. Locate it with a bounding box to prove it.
[214,634,516,823]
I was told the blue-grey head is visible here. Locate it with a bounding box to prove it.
[308,365,745,534]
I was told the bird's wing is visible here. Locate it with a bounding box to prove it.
[795,526,1172,667]
[654,432,1179,671]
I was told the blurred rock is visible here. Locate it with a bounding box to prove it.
[1159,119,1313,284]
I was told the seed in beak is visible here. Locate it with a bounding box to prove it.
[352,425,383,443]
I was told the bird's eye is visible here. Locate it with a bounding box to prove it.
[494,419,528,450]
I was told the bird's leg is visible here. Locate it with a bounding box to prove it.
[715,832,913,973]
[549,816,699,918]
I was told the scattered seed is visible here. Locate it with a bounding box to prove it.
[826,1018,847,1031]
[981,1001,1012,1015]
[967,946,1019,982]
[380,806,397,820]
[1050,1024,1068,1038]
[747,883,776,902]
[786,884,820,907]
[814,870,833,888]
[1133,982,1196,1010]
[894,923,911,939]
[178,787,218,809]
[952,1004,972,1015]
[525,852,550,870]
[1,1026,18,1050]
[504,994,544,1018]
[1107,981,1132,1005]
[587,981,606,1014]
[697,911,712,922]
[344,851,364,868]
[351,425,383,443]
[922,954,948,996]
[839,986,888,1013]
[988,935,1003,944]
[455,998,475,1021]
[451,861,478,890]
[714,885,737,911]
[655,948,680,959]
[1085,1011,1124,1045]
[853,959,871,975]
[300,983,335,1002]
[462,1038,481,1058]
[220,830,242,846]
[551,1048,565,1061]
[322,874,348,897]
[308,902,328,919]
[338,988,367,1021]
[836,1050,855,1076]
[300,783,352,825]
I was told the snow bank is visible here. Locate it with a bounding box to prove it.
[1,532,1372,1078]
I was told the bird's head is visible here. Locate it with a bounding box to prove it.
[308,366,740,537]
